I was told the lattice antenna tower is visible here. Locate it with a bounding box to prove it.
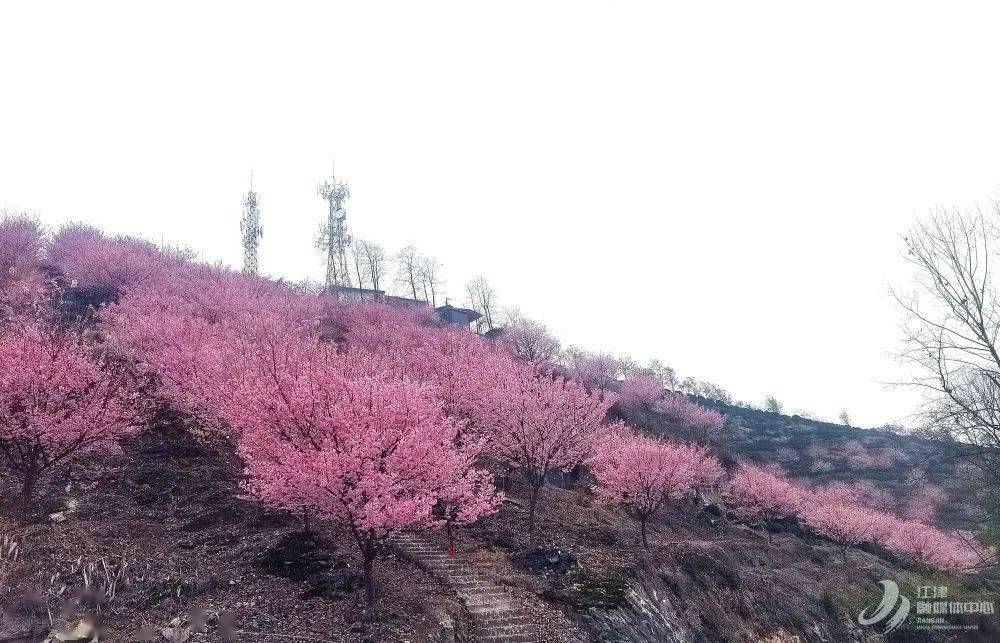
[317,162,352,289]
[240,172,264,275]
[240,171,263,275]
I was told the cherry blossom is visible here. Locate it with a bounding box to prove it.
[590,426,723,547]
[0,323,142,508]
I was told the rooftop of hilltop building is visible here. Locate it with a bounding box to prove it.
[325,285,489,331]
[435,302,482,328]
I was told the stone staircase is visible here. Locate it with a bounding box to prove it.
[390,532,542,643]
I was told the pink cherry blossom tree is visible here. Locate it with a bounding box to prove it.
[473,358,614,544]
[847,481,897,513]
[801,503,893,560]
[0,323,142,509]
[229,338,500,604]
[618,372,664,409]
[564,348,620,391]
[725,465,804,542]
[48,224,172,294]
[809,481,897,514]
[654,393,725,442]
[0,215,48,322]
[903,483,949,522]
[885,520,986,571]
[590,427,723,547]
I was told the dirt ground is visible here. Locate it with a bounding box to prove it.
[0,413,463,643]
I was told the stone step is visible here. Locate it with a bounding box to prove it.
[475,617,535,632]
[479,624,537,637]
[477,632,541,643]
[462,595,511,608]
[465,603,519,616]
[389,533,542,643]
[477,612,535,625]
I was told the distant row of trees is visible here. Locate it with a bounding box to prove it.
[310,236,499,328]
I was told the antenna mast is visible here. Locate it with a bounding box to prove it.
[317,162,352,290]
[240,171,263,275]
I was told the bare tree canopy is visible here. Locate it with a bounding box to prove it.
[895,205,1000,489]
[393,245,422,301]
[465,275,497,331]
[417,255,444,307]
[498,313,561,363]
[348,239,386,291]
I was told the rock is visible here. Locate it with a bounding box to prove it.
[52,619,95,641]
[49,512,67,523]
[513,546,578,576]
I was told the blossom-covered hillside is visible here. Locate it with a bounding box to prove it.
[0,217,996,642]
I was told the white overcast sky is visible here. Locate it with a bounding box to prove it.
[3,1,1000,428]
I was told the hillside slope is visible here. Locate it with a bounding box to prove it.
[3,404,998,642]
[1,221,997,642]
[636,397,975,530]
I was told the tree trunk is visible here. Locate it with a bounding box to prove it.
[302,507,311,535]
[363,552,376,605]
[640,517,649,549]
[20,472,36,516]
[527,484,542,547]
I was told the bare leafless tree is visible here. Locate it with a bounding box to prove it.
[465,275,496,331]
[418,256,444,307]
[895,205,1000,492]
[394,245,422,301]
[359,240,386,291]
[349,238,367,290]
[499,314,561,363]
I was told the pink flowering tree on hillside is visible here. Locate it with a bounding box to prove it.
[48,224,173,294]
[105,307,243,431]
[618,372,664,409]
[886,521,987,571]
[801,503,893,560]
[590,426,724,547]
[847,481,898,513]
[229,338,499,605]
[96,259,324,439]
[903,483,949,522]
[0,215,48,322]
[654,393,725,442]
[474,359,614,544]
[0,323,142,509]
[809,480,896,514]
[564,348,620,391]
[725,465,804,542]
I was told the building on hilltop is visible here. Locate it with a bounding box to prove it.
[436,303,482,330]
[325,289,489,334]
[385,294,429,309]
[327,285,385,303]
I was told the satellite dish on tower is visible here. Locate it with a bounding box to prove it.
[333,208,347,220]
